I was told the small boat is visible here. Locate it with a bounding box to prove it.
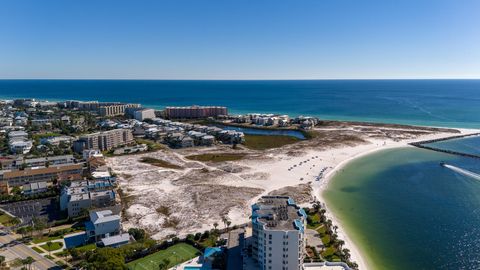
[440,162,446,167]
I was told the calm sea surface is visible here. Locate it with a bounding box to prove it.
[0,79,480,128]
[324,145,480,270]
[2,79,480,269]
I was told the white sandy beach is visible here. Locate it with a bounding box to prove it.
[108,125,480,270]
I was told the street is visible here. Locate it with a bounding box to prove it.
[0,229,60,270]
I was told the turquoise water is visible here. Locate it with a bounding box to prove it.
[1,79,480,128]
[324,146,480,270]
[425,135,480,157]
[3,79,480,268]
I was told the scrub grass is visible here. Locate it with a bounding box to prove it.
[243,134,299,150]
[139,157,183,169]
[186,153,246,162]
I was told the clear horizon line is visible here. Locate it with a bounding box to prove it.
[0,77,480,81]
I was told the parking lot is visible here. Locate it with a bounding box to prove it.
[0,198,61,225]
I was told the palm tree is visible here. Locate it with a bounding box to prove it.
[221,217,227,228]
[46,241,53,256]
[213,222,218,231]
[22,256,35,270]
[226,220,231,230]
[11,217,21,227]
[337,240,345,249]
[333,225,338,233]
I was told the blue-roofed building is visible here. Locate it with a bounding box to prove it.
[251,196,307,270]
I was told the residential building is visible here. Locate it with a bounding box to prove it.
[84,210,130,247]
[251,196,307,270]
[73,129,134,153]
[9,139,33,154]
[40,136,74,146]
[98,103,141,117]
[22,181,48,195]
[60,180,116,217]
[164,105,228,119]
[82,149,103,160]
[0,163,84,191]
[133,108,156,121]
[0,155,76,170]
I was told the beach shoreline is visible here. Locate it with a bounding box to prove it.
[108,121,480,270]
[314,127,480,270]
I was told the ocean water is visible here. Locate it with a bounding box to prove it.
[2,79,480,269]
[0,79,480,128]
[324,146,480,270]
[425,135,480,156]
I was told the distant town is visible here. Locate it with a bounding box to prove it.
[0,98,358,270]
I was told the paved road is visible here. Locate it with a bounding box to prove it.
[0,230,60,270]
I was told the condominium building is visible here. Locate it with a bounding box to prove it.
[133,108,156,121]
[60,180,116,217]
[164,105,228,119]
[0,163,84,191]
[251,196,307,270]
[73,129,134,153]
[98,103,141,117]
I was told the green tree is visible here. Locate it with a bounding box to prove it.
[158,258,170,270]
[46,241,53,256]
[21,256,35,270]
[85,247,127,270]
[127,228,147,242]
[32,217,47,237]
[0,255,5,266]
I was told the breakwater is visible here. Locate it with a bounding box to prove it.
[410,133,480,159]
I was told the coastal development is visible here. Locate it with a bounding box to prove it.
[0,97,477,270]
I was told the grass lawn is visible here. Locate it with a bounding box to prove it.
[74,243,97,252]
[316,225,326,235]
[127,243,200,270]
[40,242,64,252]
[32,235,64,244]
[139,157,183,169]
[136,139,165,151]
[321,246,337,257]
[243,134,299,150]
[0,213,17,226]
[186,153,246,162]
[321,235,331,245]
[32,246,44,253]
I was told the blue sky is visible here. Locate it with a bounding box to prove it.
[1,0,479,79]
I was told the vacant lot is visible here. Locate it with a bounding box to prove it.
[139,157,183,169]
[244,134,300,150]
[127,243,200,270]
[186,153,246,162]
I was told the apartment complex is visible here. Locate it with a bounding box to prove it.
[0,163,84,192]
[251,196,307,270]
[164,105,228,119]
[60,179,116,217]
[73,129,134,153]
[133,108,156,121]
[0,155,76,170]
[99,103,141,117]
